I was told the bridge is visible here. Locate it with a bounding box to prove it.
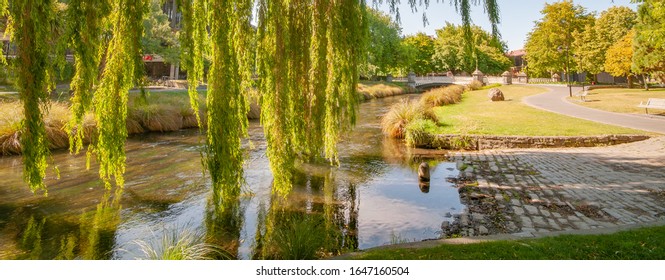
[392,76,505,90]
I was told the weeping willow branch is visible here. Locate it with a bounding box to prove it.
[91,0,147,189]
[177,0,207,128]
[205,0,252,194]
[65,0,112,154]
[0,0,8,64]
[8,0,58,194]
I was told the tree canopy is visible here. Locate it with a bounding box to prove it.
[632,0,665,81]
[362,8,403,77]
[525,0,593,78]
[401,33,436,75]
[433,23,510,75]
[572,6,637,77]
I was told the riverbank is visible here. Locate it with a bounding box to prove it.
[0,82,410,155]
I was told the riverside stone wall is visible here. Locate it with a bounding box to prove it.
[412,134,651,150]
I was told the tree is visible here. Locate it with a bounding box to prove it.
[573,6,637,79]
[632,0,665,83]
[595,6,637,48]
[143,0,180,64]
[433,23,510,75]
[362,8,403,77]
[605,30,636,87]
[401,33,436,75]
[525,0,593,78]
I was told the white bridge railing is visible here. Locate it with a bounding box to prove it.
[392,75,506,86]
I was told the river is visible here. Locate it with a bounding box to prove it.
[0,94,464,260]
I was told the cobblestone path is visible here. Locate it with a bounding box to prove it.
[442,136,665,238]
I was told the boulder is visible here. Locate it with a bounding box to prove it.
[488,88,505,102]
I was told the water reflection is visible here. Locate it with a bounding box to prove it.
[78,188,123,259]
[0,187,122,260]
[253,170,358,259]
[205,183,245,259]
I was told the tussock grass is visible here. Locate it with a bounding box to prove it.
[358,82,408,100]
[420,85,464,107]
[0,101,23,155]
[404,118,437,147]
[381,99,430,139]
[466,80,484,91]
[132,227,228,260]
[271,214,327,260]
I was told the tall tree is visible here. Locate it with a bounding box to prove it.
[401,33,435,75]
[573,6,637,78]
[143,0,180,64]
[525,0,593,78]
[605,30,636,87]
[362,8,403,77]
[632,0,665,82]
[433,23,510,75]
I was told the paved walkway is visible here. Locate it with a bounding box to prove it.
[445,136,665,238]
[524,85,665,134]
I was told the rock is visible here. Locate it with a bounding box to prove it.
[418,162,430,182]
[487,88,505,101]
[479,225,489,235]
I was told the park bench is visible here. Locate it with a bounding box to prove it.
[574,89,588,102]
[638,98,665,115]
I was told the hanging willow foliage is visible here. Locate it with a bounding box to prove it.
[204,0,253,194]
[177,0,208,128]
[65,0,112,154]
[256,0,367,195]
[0,0,7,63]
[90,0,147,188]
[7,0,58,193]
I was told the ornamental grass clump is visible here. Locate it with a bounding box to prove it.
[420,85,464,107]
[132,227,228,260]
[381,99,430,139]
[405,118,437,147]
[466,80,484,91]
[357,83,405,100]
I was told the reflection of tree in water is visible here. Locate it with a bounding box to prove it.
[205,183,244,259]
[78,188,123,259]
[252,170,358,259]
[9,188,123,260]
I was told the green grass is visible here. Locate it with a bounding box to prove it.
[352,225,665,260]
[427,85,653,136]
[567,87,665,116]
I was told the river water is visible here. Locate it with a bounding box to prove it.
[0,94,464,259]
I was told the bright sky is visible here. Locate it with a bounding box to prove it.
[376,0,639,51]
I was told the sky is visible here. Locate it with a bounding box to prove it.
[376,0,639,51]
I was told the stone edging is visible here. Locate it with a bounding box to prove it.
[410,134,651,150]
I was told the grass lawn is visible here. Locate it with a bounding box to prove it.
[352,225,665,260]
[567,87,665,116]
[428,85,653,136]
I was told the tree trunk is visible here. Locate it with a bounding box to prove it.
[643,74,649,91]
[627,75,633,89]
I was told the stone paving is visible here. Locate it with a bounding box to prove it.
[441,136,665,238]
